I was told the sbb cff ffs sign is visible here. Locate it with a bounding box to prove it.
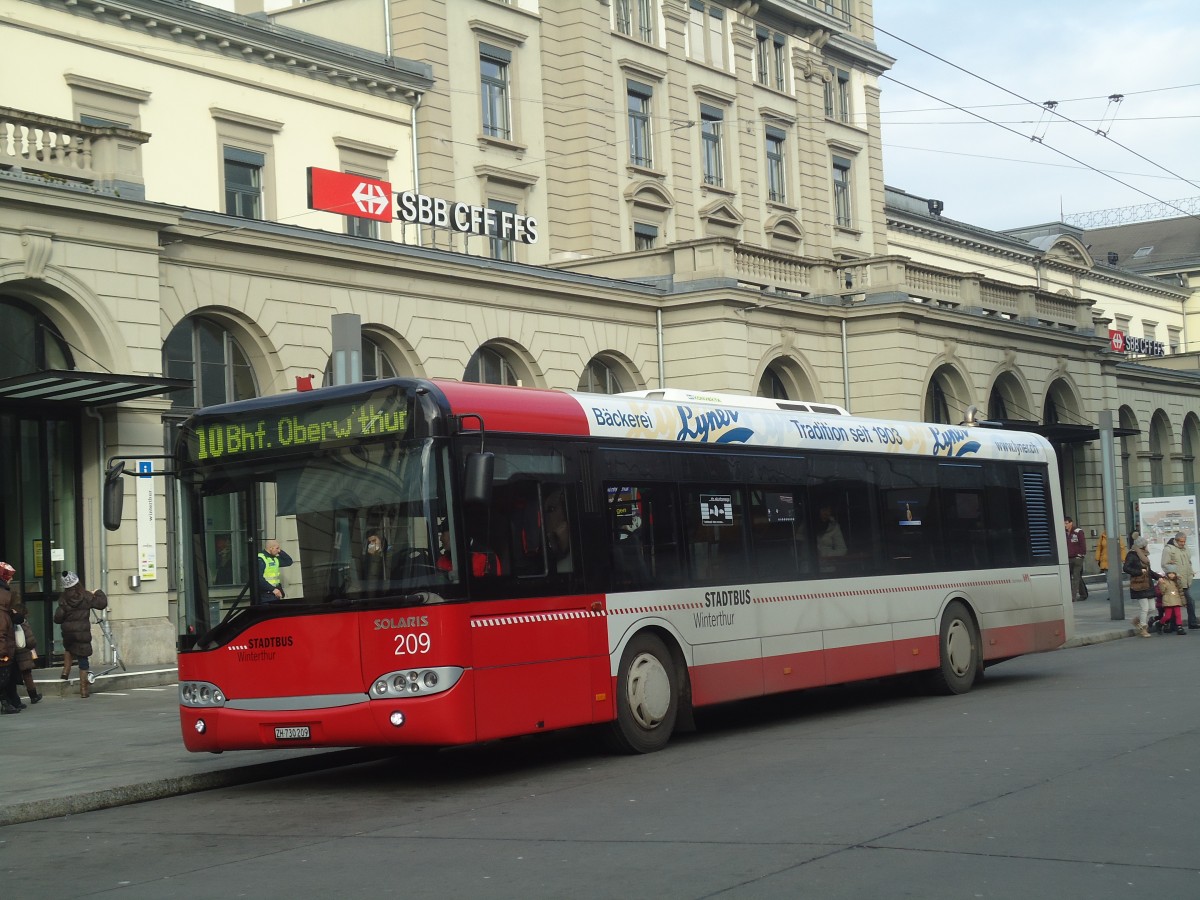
[306,167,539,243]
[1109,328,1165,357]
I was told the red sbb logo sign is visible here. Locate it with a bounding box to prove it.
[307,167,392,222]
[1109,329,1125,353]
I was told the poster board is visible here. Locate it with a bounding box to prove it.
[1137,495,1200,579]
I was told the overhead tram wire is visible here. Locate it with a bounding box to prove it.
[882,74,1200,228]
[860,13,1200,202]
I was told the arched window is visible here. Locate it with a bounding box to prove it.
[0,297,72,377]
[578,358,625,394]
[926,380,950,424]
[987,385,1008,420]
[162,317,256,409]
[322,335,398,386]
[464,346,519,386]
[757,367,788,400]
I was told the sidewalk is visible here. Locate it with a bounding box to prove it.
[1,590,1136,828]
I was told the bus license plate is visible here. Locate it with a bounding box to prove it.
[274,726,310,741]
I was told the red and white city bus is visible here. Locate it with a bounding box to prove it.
[140,378,1070,754]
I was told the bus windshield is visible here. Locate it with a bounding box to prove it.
[183,435,459,630]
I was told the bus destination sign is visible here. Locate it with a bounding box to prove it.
[185,396,410,463]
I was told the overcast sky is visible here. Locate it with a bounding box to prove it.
[872,1,1200,232]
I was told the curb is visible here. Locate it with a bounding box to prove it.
[33,667,179,694]
[1063,627,1133,649]
[0,747,392,827]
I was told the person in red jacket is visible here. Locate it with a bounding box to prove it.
[1065,515,1087,602]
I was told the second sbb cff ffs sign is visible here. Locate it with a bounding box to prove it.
[1109,328,1165,357]
[306,166,539,244]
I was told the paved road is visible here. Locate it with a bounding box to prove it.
[0,591,1133,828]
[4,631,1198,899]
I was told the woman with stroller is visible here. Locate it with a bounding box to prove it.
[1123,536,1158,638]
[54,570,108,699]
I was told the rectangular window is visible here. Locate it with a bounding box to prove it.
[757,30,787,90]
[824,67,851,122]
[616,0,632,34]
[765,126,786,203]
[488,199,518,261]
[627,80,654,168]
[223,146,263,219]
[346,216,378,240]
[345,171,379,239]
[700,103,724,188]
[607,484,683,590]
[832,155,852,228]
[683,486,747,585]
[480,43,512,140]
[749,487,813,581]
[634,222,658,250]
[688,1,725,68]
[773,35,787,91]
[755,28,771,86]
[616,0,655,42]
[1169,327,1181,354]
[938,464,990,569]
[810,456,879,578]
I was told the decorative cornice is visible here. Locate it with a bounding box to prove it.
[887,211,1187,299]
[31,0,433,102]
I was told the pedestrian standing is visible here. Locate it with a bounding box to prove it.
[1065,515,1087,602]
[1160,532,1199,630]
[13,598,42,704]
[54,570,109,699]
[1094,531,1126,574]
[1124,537,1157,638]
[1,561,23,714]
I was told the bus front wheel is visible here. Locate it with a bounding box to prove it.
[930,600,980,696]
[606,632,679,754]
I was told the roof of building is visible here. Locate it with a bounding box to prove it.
[1081,216,1200,274]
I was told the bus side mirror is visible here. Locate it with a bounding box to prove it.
[464,452,494,506]
[103,461,125,531]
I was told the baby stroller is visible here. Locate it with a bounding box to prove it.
[1148,577,1165,634]
[86,607,127,683]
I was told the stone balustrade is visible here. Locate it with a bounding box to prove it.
[0,106,149,199]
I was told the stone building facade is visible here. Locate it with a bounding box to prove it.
[3,0,1198,665]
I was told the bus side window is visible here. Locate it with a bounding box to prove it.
[749,487,809,581]
[607,483,683,591]
[683,485,746,585]
[809,457,880,578]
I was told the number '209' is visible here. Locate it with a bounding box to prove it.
[394,632,431,655]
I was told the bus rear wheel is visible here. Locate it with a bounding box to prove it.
[606,632,679,754]
[929,600,980,695]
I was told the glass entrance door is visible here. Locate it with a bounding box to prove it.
[0,412,80,666]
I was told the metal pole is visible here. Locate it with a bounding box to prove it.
[1099,410,1124,620]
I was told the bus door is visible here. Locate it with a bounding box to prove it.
[938,463,1035,651]
[679,481,764,704]
[465,454,602,741]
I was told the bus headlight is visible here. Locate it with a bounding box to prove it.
[180,681,227,708]
[370,666,463,699]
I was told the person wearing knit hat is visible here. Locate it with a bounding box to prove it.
[1124,537,1158,637]
[53,570,108,698]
